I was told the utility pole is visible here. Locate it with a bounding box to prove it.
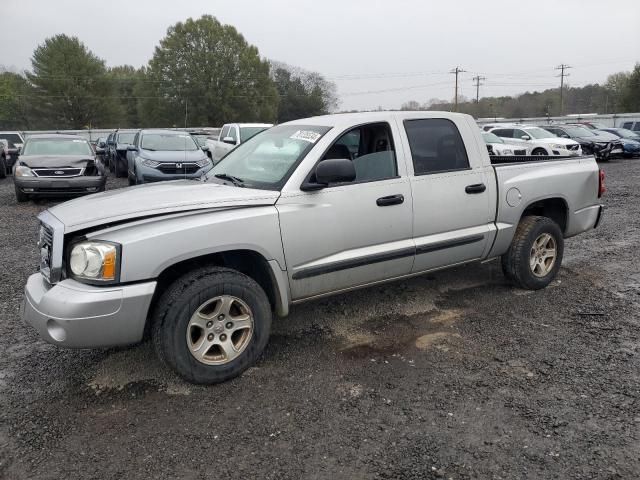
[450,66,466,111]
[555,64,571,116]
[472,75,486,103]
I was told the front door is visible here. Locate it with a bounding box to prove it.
[277,122,414,301]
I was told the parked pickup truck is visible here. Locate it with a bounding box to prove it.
[21,112,604,384]
[205,123,272,163]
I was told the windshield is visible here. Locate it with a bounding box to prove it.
[192,135,208,147]
[0,134,23,148]
[206,124,331,190]
[614,129,640,139]
[141,133,198,151]
[482,132,503,144]
[22,138,93,156]
[116,132,136,144]
[240,126,269,143]
[524,127,556,139]
[564,126,594,137]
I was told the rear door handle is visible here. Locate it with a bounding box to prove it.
[376,194,404,207]
[465,183,486,194]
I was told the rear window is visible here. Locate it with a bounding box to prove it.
[492,129,513,138]
[22,138,93,156]
[404,119,470,175]
[116,133,136,144]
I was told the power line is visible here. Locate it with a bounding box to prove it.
[555,64,572,115]
[449,66,466,111]
[472,75,486,103]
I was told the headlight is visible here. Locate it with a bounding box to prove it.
[551,144,566,150]
[69,241,120,283]
[502,149,513,155]
[141,158,160,168]
[195,158,211,168]
[15,165,35,177]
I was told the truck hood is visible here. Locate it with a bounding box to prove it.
[19,154,96,168]
[535,138,579,146]
[47,180,280,233]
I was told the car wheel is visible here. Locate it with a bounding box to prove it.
[501,215,564,290]
[14,183,29,202]
[128,167,137,186]
[0,156,6,179]
[531,148,547,156]
[152,266,272,384]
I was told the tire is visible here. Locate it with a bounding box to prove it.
[0,156,6,179]
[501,215,564,290]
[128,168,137,186]
[14,183,29,202]
[152,266,272,384]
[115,156,125,178]
[531,148,547,156]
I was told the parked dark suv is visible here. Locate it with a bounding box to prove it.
[544,125,621,160]
[107,130,137,177]
[13,134,106,202]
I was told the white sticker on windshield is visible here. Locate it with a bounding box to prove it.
[290,130,321,143]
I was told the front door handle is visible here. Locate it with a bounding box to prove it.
[376,194,404,207]
[465,183,486,194]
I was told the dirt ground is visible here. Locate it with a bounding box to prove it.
[0,159,638,480]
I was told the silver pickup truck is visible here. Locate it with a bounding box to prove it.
[21,112,605,384]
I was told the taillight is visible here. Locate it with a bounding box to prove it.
[598,169,606,198]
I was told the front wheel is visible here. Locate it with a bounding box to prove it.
[14,183,29,202]
[152,266,272,384]
[531,148,547,156]
[0,156,6,179]
[501,216,564,290]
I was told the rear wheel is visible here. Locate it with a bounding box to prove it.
[115,156,125,178]
[501,216,564,290]
[128,167,137,186]
[152,266,272,384]
[532,148,547,156]
[0,155,6,179]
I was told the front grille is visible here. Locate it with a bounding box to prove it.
[156,163,200,174]
[38,223,54,281]
[33,168,84,177]
[567,145,579,151]
[486,145,495,155]
[514,149,526,155]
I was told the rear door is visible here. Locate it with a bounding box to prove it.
[401,117,496,273]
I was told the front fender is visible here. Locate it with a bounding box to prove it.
[86,206,286,283]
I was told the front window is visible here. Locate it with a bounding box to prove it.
[524,127,557,139]
[22,138,93,156]
[206,124,331,190]
[482,133,504,144]
[0,134,23,148]
[240,126,269,143]
[116,133,136,144]
[141,133,199,151]
[564,126,594,137]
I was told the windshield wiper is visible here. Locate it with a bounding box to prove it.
[214,173,245,187]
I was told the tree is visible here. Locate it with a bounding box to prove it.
[620,63,640,112]
[400,100,422,111]
[26,34,119,129]
[0,71,32,129]
[107,65,145,127]
[141,15,278,127]
[270,62,337,122]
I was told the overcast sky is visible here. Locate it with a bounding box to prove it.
[2,0,639,111]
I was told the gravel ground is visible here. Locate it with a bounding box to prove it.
[0,161,638,480]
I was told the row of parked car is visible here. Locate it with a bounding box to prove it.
[481,121,640,160]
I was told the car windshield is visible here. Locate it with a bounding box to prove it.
[0,134,23,148]
[240,126,269,143]
[524,127,556,139]
[192,135,208,147]
[482,132,503,144]
[141,133,198,151]
[613,129,640,139]
[206,124,331,190]
[117,133,136,144]
[22,138,93,156]
[565,126,594,137]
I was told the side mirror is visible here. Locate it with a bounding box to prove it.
[561,134,570,139]
[98,141,106,148]
[222,136,236,145]
[521,135,531,141]
[315,159,356,185]
[127,145,138,152]
[201,145,210,152]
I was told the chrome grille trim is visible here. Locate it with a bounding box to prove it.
[32,167,85,178]
[37,211,65,284]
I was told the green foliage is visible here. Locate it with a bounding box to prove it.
[107,65,146,128]
[620,64,640,112]
[271,63,336,122]
[0,71,32,129]
[26,34,120,129]
[141,15,278,127]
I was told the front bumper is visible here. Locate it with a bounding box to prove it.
[14,175,106,196]
[22,273,157,348]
